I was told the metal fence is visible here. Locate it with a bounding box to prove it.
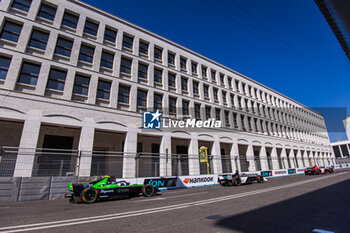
[0,146,336,177]
[336,157,350,164]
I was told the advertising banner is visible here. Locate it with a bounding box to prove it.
[288,169,296,174]
[296,168,305,174]
[144,178,177,188]
[272,169,288,176]
[177,174,218,188]
[261,171,272,177]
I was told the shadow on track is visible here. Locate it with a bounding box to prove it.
[215,179,350,233]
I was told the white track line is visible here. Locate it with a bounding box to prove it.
[130,191,208,202]
[0,173,345,233]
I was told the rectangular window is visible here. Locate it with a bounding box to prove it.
[97,80,111,100]
[180,57,187,70]
[181,77,188,92]
[220,73,224,86]
[73,74,90,96]
[0,56,11,80]
[225,111,230,127]
[222,91,227,104]
[138,63,148,80]
[154,47,162,61]
[237,96,242,109]
[47,68,66,91]
[100,51,114,69]
[78,44,95,63]
[139,41,149,56]
[18,62,40,86]
[154,93,162,111]
[202,66,207,78]
[194,103,201,119]
[54,37,73,57]
[235,80,239,91]
[168,52,175,65]
[169,97,177,115]
[28,29,49,50]
[122,34,133,50]
[0,21,23,42]
[211,70,216,82]
[118,85,130,104]
[242,83,246,94]
[11,0,31,12]
[191,62,197,74]
[193,81,199,95]
[231,94,235,107]
[204,85,209,98]
[205,106,211,120]
[120,57,132,75]
[228,77,232,88]
[182,100,189,116]
[62,11,79,29]
[232,113,237,128]
[84,19,99,37]
[213,88,218,102]
[168,72,176,88]
[104,27,117,43]
[154,68,162,84]
[37,3,56,21]
[215,108,221,120]
[137,89,147,108]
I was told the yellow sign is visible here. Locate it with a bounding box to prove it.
[199,146,207,163]
[199,146,210,175]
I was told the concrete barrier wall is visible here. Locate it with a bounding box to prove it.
[0,177,21,202]
[18,177,51,202]
[2,164,349,202]
[49,176,78,200]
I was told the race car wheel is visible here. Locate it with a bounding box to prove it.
[80,187,98,204]
[329,168,334,173]
[257,176,264,183]
[233,177,242,186]
[142,184,154,197]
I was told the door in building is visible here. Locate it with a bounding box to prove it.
[34,135,74,176]
[172,146,189,176]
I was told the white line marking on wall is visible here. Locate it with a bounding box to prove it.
[0,172,345,233]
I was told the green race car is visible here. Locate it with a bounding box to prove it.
[65,176,161,204]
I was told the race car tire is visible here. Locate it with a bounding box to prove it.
[329,168,334,173]
[257,175,264,183]
[80,187,98,204]
[316,169,321,175]
[142,184,154,197]
[233,178,242,186]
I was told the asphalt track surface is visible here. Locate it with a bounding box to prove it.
[1,170,350,233]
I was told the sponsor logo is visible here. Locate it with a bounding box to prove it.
[288,169,296,174]
[144,178,177,187]
[183,176,214,184]
[143,111,161,129]
[261,171,272,177]
[143,110,222,129]
[241,172,260,177]
[274,170,287,175]
[163,118,222,129]
[100,189,114,194]
[297,169,305,172]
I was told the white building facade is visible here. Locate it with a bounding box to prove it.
[331,117,350,161]
[0,0,335,178]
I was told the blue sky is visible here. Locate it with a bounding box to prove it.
[82,0,350,142]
